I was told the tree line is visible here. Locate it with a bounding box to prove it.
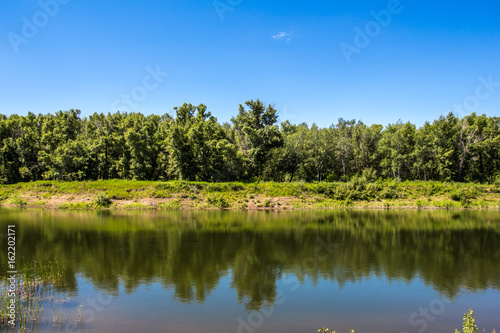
[0,99,499,184]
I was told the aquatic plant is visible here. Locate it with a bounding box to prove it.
[455,309,478,333]
[0,260,81,332]
[317,309,497,333]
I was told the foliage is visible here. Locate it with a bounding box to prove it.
[206,194,230,209]
[1,108,498,185]
[455,309,478,333]
[94,193,112,208]
[0,179,498,210]
[9,195,27,206]
[158,200,182,210]
[454,309,496,333]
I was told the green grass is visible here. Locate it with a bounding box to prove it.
[0,180,498,210]
[158,200,182,210]
[59,202,94,210]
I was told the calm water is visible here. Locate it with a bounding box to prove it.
[1,209,499,333]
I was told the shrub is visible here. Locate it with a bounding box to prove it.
[361,167,377,182]
[433,199,459,209]
[94,193,112,208]
[59,202,93,210]
[10,195,27,206]
[159,200,182,210]
[449,187,476,206]
[229,182,245,191]
[207,183,229,192]
[379,183,399,200]
[449,189,466,202]
[415,199,425,208]
[315,183,337,197]
[324,173,336,182]
[207,194,230,209]
[365,183,381,199]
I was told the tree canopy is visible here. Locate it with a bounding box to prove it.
[0,102,498,184]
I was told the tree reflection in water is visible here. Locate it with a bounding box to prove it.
[1,209,499,311]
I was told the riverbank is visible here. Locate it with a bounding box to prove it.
[0,180,499,211]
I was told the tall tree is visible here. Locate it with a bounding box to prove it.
[231,100,283,179]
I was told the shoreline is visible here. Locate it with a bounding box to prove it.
[1,180,499,211]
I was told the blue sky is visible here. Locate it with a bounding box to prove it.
[1,0,499,127]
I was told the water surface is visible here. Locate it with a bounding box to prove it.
[1,209,499,332]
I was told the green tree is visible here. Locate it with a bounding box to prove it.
[231,99,283,179]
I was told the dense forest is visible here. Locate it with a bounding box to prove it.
[0,100,499,184]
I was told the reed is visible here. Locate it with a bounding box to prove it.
[0,260,82,332]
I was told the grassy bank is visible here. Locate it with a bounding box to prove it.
[0,180,499,211]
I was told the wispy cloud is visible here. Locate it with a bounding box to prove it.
[272,31,293,43]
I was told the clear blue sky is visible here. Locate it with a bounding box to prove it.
[1,0,499,127]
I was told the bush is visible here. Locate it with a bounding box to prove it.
[315,183,337,198]
[379,183,399,199]
[229,182,245,191]
[10,195,27,206]
[494,179,500,187]
[207,194,230,209]
[59,202,93,210]
[330,176,383,201]
[361,168,377,182]
[158,200,182,210]
[449,189,466,202]
[449,187,477,206]
[94,193,112,208]
[365,183,381,199]
[324,173,336,182]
